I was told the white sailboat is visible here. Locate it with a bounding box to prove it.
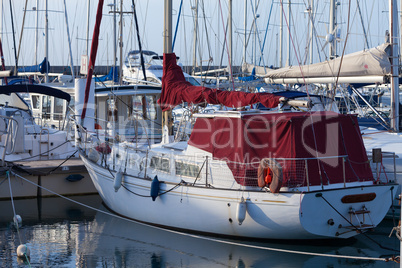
[77,0,397,240]
[122,50,199,86]
[0,84,96,199]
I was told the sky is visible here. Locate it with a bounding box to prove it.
[0,0,395,71]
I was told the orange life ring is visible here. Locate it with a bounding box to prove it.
[257,158,283,193]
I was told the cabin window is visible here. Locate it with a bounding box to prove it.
[32,95,40,110]
[53,98,64,121]
[150,156,170,173]
[42,96,51,119]
[175,161,200,178]
[132,95,157,120]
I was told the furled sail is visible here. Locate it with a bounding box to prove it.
[158,53,281,111]
[244,43,391,84]
[18,57,50,74]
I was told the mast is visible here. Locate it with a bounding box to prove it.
[286,0,291,66]
[228,0,233,82]
[162,0,173,142]
[9,0,18,76]
[86,0,90,57]
[112,0,117,85]
[192,0,198,75]
[63,0,75,80]
[119,0,123,85]
[44,0,48,82]
[309,0,314,64]
[17,0,28,61]
[35,0,38,68]
[390,0,399,132]
[279,3,283,68]
[329,0,336,59]
[243,0,247,65]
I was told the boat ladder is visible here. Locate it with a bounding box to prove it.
[343,206,375,232]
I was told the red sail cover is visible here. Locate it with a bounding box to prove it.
[158,53,281,111]
[189,111,374,187]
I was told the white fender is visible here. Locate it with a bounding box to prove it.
[88,148,100,163]
[114,169,124,192]
[236,197,247,225]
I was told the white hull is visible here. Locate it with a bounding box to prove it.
[81,153,396,240]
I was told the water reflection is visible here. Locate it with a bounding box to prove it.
[0,196,399,267]
[77,205,399,268]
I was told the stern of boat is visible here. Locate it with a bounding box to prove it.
[299,183,397,239]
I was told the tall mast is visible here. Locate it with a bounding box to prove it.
[390,0,399,132]
[163,0,172,53]
[309,0,314,64]
[243,0,247,65]
[192,0,198,75]
[162,0,173,142]
[35,0,39,67]
[279,3,283,67]
[86,0,90,57]
[119,0,123,85]
[228,0,233,82]
[286,0,291,66]
[44,0,48,82]
[63,0,75,80]
[0,0,2,43]
[113,1,117,85]
[329,0,336,59]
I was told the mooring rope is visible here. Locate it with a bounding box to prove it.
[7,170,32,267]
[8,171,399,263]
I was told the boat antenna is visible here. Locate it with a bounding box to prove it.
[131,0,147,81]
[8,0,18,76]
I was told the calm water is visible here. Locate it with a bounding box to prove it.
[0,195,400,268]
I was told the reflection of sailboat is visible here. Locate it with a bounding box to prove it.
[0,195,101,225]
[0,195,101,267]
[77,206,399,267]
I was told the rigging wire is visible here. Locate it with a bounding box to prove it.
[131,0,147,81]
[172,0,183,51]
